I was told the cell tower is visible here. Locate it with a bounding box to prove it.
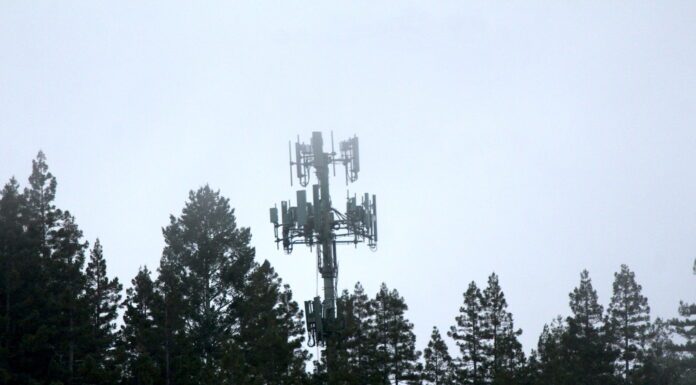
[269,132,377,352]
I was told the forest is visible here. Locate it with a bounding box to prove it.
[0,152,693,385]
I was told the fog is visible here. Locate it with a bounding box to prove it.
[2,1,695,353]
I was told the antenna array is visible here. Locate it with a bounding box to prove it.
[269,132,377,350]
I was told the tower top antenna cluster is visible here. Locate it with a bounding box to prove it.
[290,132,360,187]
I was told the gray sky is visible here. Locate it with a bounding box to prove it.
[2,1,695,354]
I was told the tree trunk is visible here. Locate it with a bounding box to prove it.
[4,274,9,340]
[69,314,74,384]
[165,302,171,385]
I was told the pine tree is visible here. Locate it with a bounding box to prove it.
[569,270,604,336]
[345,282,378,384]
[607,264,650,380]
[154,257,193,385]
[373,283,420,385]
[0,178,36,384]
[449,281,487,384]
[315,288,355,385]
[23,151,59,258]
[0,158,67,384]
[22,152,90,384]
[531,316,571,385]
[159,185,255,383]
[630,318,681,385]
[44,208,89,384]
[226,260,309,384]
[82,239,123,383]
[481,273,524,384]
[327,289,356,384]
[315,282,379,385]
[565,269,618,385]
[668,258,696,384]
[422,327,454,385]
[119,266,163,385]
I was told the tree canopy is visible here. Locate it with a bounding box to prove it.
[0,152,694,385]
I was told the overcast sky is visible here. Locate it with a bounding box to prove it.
[2,1,695,354]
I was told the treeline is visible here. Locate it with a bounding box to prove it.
[0,152,694,385]
[319,264,695,385]
[0,153,308,385]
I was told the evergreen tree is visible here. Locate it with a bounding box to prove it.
[154,257,194,385]
[607,264,650,380]
[326,288,357,385]
[82,239,123,383]
[226,260,309,385]
[630,318,681,385]
[531,316,571,385]
[569,270,604,336]
[23,151,59,257]
[565,269,617,385]
[315,282,379,385]
[44,208,89,384]
[148,185,255,384]
[0,178,39,384]
[0,156,70,385]
[23,152,90,384]
[119,266,163,385]
[373,283,420,385]
[345,282,378,384]
[449,281,487,384]
[422,327,454,385]
[0,152,96,384]
[480,273,524,384]
[668,258,696,384]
